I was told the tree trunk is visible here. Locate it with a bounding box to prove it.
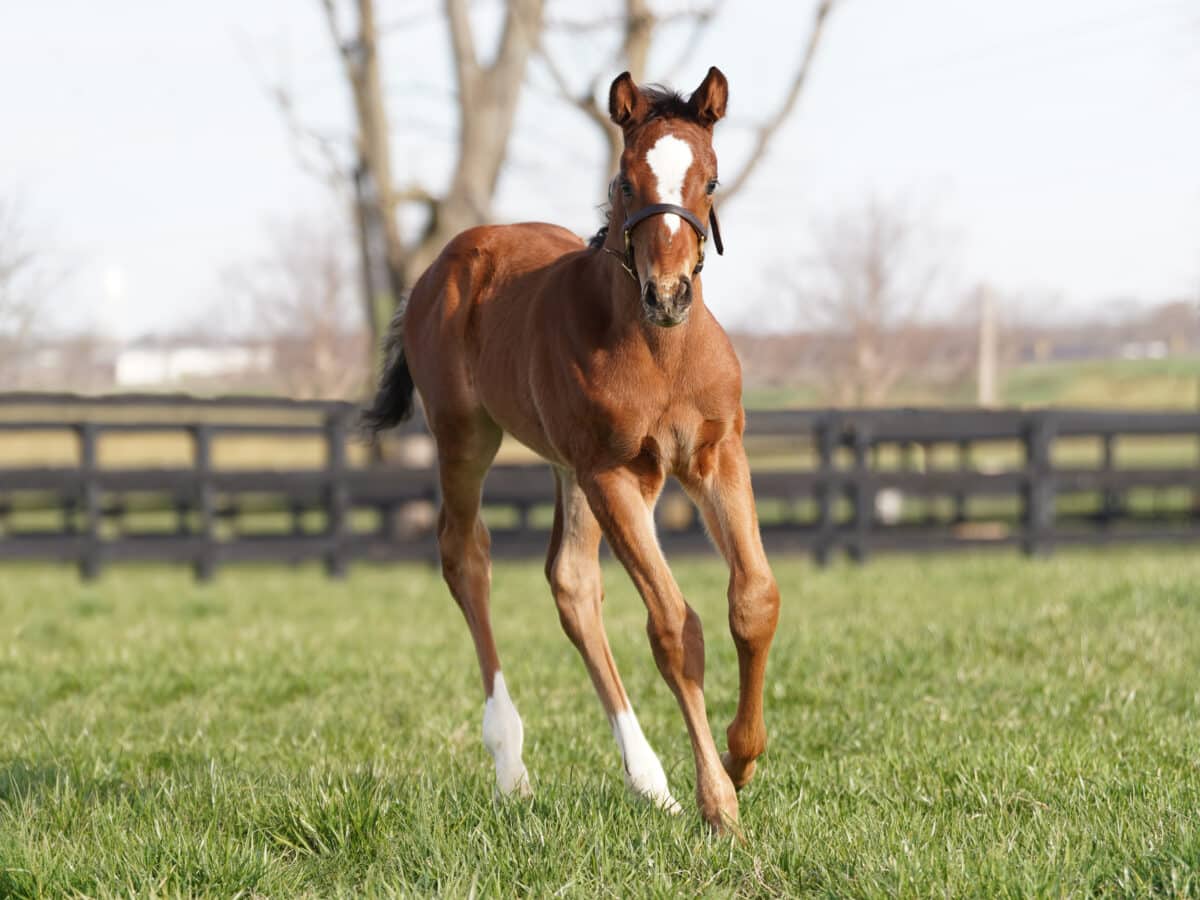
[321,0,543,385]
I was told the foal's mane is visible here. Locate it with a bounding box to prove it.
[639,85,692,123]
[586,84,695,251]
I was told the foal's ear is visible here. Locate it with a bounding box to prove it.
[688,66,728,127]
[608,71,648,130]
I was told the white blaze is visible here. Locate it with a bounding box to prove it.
[611,709,680,813]
[482,671,532,797]
[644,134,693,237]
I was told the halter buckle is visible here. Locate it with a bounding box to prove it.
[623,228,637,281]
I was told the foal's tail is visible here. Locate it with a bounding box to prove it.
[361,300,416,432]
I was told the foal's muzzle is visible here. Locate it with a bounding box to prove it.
[642,276,693,328]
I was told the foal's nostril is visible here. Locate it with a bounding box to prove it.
[642,281,659,308]
[677,276,693,306]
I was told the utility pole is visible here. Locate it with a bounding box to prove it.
[1194,289,1199,409]
[977,285,998,407]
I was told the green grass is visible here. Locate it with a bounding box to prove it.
[1004,358,1200,409]
[742,356,1200,410]
[2,552,1199,897]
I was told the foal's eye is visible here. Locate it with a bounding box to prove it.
[705,179,719,196]
[620,180,633,200]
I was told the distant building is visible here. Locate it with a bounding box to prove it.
[1119,340,1169,361]
[113,339,272,388]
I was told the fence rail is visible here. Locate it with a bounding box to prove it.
[0,393,1197,579]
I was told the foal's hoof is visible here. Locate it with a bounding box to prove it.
[624,758,682,814]
[700,804,744,841]
[495,766,533,799]
[697,782,740,837]
[721,752,757,790]
[626,776,682,815]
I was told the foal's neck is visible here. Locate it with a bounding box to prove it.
[602,279,697,371]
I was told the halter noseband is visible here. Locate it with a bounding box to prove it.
[606,203,724,285]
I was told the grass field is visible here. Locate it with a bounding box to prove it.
[743,357,1200,410]
[2,552,1199,897]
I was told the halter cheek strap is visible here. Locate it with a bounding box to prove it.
[606,203,725,285]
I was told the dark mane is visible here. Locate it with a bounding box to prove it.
[587,224,609,250]
[641,84,692,122]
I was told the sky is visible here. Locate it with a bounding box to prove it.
[2,0,1199,338]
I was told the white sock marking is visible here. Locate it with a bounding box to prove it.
[611,708,680,813]
[644,134,693,237]
[482,671,532,797]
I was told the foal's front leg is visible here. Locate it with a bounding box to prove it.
[580,466,739,832]
[682,436,781,790]
[546,469,679,811]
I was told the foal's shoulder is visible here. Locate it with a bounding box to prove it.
[685,310,744,414]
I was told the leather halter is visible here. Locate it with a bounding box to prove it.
[606,203,724,285]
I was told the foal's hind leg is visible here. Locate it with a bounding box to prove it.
[546,469,679,812]
[433,414,531,797]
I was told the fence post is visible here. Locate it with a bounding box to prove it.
[849,422,874,564]
[76,423,101,580]
[921,441,937,526]
[324,412,350,578]
[1100,432,1120,529]
[1021,412,1057,557]
[954,439,971,524]
[813,415,836,566]
[192,425,216,582]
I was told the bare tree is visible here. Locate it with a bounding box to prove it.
[273,0,833,387]
[0,197,49,389]
[279,0,545,363]
[538,0,838,202]
[223,218,369,400]
[793,197,943,406]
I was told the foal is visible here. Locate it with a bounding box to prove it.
[365,67,780,832]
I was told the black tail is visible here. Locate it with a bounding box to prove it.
[361,302,416,432]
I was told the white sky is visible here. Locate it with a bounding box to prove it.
[3,0,1199,338]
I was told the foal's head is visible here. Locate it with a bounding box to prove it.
[608,67,728,328]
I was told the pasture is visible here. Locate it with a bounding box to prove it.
[744,357,1200,411]
[2,551,1199,897]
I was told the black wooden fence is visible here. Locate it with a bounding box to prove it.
[0,393,1197,579]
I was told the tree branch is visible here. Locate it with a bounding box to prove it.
[396,184,437,207]
[268,82,352,189]
[622,0,655,82]
[721,0,837,204]
[537,44,609,130]
[544,12,626,32]
[662,2,724,83]
[378,8,444,34]
[444,0,479,89]
[487,0,544,82]
[319,0,350,62]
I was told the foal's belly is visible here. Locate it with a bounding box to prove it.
[474,374,571,469]
[491,389,727,483]
[496,415,571,469]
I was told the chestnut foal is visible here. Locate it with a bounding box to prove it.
[365,67,780,832]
